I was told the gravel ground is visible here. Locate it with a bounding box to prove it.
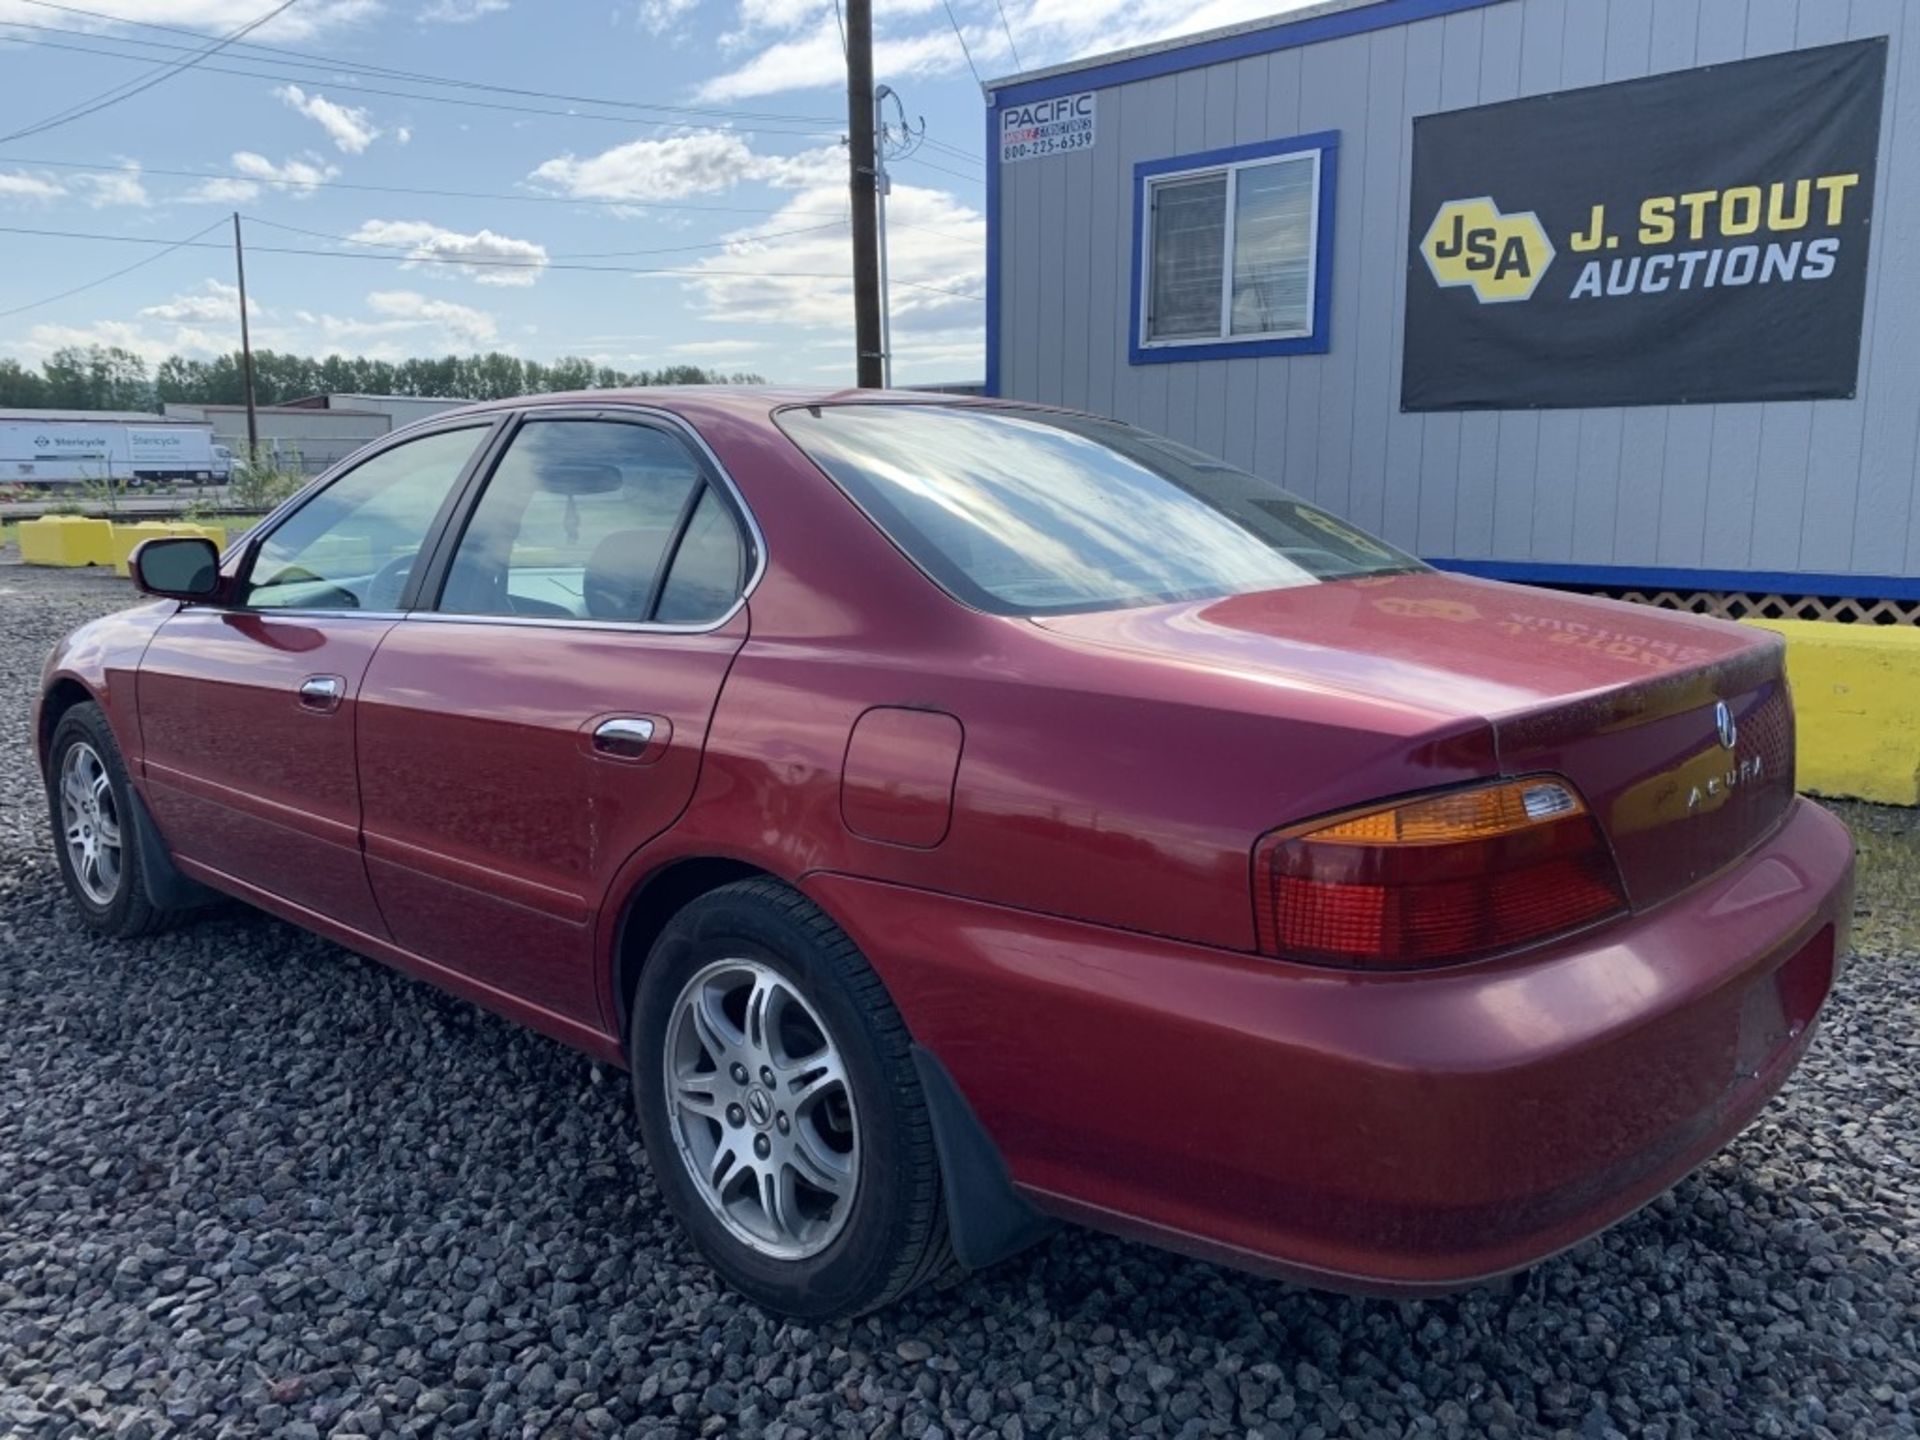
[1,555,1916,1440]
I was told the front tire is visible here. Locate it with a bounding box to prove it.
[631,880,954,1319]
[46,701,187,939]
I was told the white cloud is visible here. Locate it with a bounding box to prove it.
[346,219,550,285]
[231,150,340,195]
[672,338,767,354]
[295,291,500,351]
[364,289,499,343]
[420,0,508,20]
[683,178,982,382]
[698,27,965,101]
[396,125,414,145]
[74,162,149,208]
[22,283,499,364]
[0,170,64,201]
[22,320,162,362]
[530,134,841,201]
[0,1,380,40]
[181,176,262,204]
[140,280,260,324]
[274,84,381,153]
[697,0,1320,99]
[636,0,698,31]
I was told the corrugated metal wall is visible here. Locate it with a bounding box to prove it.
[991,0,1920,585]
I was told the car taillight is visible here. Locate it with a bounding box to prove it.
[1253,777,1626,968]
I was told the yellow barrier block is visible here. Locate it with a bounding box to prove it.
[1744,619,1920,806]
[109,521,228,576]
[17,515,114,567]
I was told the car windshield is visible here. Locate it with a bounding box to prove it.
[778,404,1423,616]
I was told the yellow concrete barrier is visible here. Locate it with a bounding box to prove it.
[17,515,114,567]
[109,521,228,576]
[1745,619,1920,806]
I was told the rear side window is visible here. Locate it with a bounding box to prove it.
[777,404,1420,617]
[437,418,748,625]
[655,487,747,624]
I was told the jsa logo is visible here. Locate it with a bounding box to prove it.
[1420,197,1556,302]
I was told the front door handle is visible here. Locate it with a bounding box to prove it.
[592,716,657,758]
[297,675,344,713]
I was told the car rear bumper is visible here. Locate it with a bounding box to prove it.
[807,796,1854,1293]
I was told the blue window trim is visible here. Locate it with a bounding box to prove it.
[1427,557,1920,603]
[1127,131,1338,366]
[983,0,1508,395]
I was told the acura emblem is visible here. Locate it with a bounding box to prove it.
[1714,701,1738,750]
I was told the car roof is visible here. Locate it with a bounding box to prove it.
[421,386,1004,426]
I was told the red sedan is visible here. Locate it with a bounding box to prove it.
[35,390,1853,1319]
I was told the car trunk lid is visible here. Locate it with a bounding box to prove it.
[1032,571,1795,909]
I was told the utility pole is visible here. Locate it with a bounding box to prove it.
[874,83,894,388]
[231,212,259,456]
[845,0,883,388]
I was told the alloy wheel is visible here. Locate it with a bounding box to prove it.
[59,741,122,907]
[663,958,860,1260]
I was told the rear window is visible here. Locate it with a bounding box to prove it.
[777,404,1422,617]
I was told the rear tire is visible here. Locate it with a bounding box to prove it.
[631,879,955,1319]
[46,702,192,939]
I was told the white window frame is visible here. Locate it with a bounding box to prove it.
[1139,146,1324,351]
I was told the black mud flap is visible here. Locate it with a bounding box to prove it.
[911,1044,1056,1271]
[127,788,218,911]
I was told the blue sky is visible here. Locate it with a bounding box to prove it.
[0,0,1298,386]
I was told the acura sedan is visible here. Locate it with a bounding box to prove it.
[36,390,1853,1319]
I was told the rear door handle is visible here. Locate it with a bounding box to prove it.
[592,716,657,758]
[298,675,344,713]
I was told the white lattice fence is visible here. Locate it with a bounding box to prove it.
[1574,588,1920,626]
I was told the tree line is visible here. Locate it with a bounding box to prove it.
[0,345,764,412]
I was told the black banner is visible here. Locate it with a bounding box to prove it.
[1401,40,1887,412]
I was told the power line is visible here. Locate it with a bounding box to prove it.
[895,153,985,185]
[240,212,851,260]
[916,136,984,169]
[0,0,301,145]
[0,29,841,138]
[920,135,982,160]
[0,155,985,235]
[0,216,227,319]
[0,222,986,301]
[7,1,837,126]
[0,154,850,219]
[940,0,985,88]
[992,0,1024,71]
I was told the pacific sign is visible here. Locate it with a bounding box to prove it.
[999,92,1096,164]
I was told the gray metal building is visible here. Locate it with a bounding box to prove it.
[161,402,391,473]
[984,0,1920,603]
[283,393,472,427]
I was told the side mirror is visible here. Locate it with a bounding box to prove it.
[130,536,222,601]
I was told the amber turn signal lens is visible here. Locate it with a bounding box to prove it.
[1253,778,1627,969]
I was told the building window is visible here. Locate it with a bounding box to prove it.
[1131,131,1338,364]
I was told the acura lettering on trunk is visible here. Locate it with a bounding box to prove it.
[34,390,1855,1318]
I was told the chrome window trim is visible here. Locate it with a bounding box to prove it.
[401,610,738,636]
[216,608,409,621]
[202,401,767,636]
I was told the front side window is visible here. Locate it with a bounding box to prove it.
[779,404,1419,617]
[437,418,746,624]
[244,426,486,611]
[1135,133,1336,361]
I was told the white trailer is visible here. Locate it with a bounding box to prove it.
[0,416,231,485]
